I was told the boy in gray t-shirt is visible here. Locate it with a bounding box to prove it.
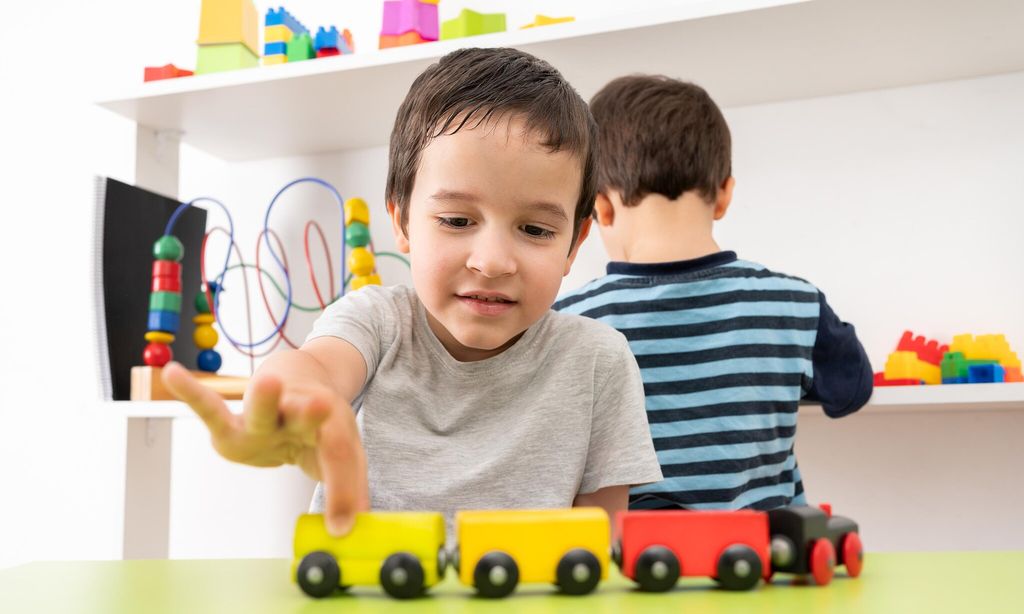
[162,47,661,537]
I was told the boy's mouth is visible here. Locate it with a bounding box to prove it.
[456,292,518,315]
[457,291,516,304]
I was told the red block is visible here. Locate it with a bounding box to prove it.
[152,276,182,293]
[152,260,182,279]
[873,372,924,386]
[895,330,948,365]
[316,48,341,58]
[144,64,194,82]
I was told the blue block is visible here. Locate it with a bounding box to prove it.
[968,364,1005,383]
[264,42,287,56]
[197,349,223,373]
[315,26,340,51]
[148,310,180,334]
[942,377,968,384]
[266,7,307,34]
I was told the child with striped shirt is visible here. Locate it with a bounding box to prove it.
[555,76,873,510]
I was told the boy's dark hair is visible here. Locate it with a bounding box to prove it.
[589,75,731,206]
[386,47,597,247]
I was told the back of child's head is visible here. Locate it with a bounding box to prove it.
[386,47,597,246]
[590,75,731,206]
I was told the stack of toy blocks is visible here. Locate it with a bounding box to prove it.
[941,334,1023,384]
[876,331,947,386]
[520,14,574,29]
[263,7,309,65]
[380,0,439,49]
[345,198,382,290]
[315,26,355,57]
[196,0,260,74]
[441,8,506,40]
[142,236,185,368]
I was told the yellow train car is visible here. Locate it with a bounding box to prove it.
[292,512,446,599]
[455,507,610,598]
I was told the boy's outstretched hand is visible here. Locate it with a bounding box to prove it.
[161,361,370,537]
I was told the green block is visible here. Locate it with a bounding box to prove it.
[441,9,506,40]
[940,351,999,379]
[196,43,258,75]
[345,222,370,248]
[152,235,184,262]
[287,33,314,62]
[150,291,182,313]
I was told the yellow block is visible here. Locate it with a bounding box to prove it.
[264,24,293,43]
[292,513,446,587]
[420,0,439,3]
[351,274,382,291]
[193,325,219,350]
[456,508,609,586]
[349,247,375,277]
[884,351,940,385]
[262,54,287,66]
[144,331,175,344]
[345,197,370,226]
[193,313,215,325]
[197,0,259,56]
[950,333,1018,365]
[521,14,575,29]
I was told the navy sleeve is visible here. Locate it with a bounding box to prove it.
[803,292,873,418]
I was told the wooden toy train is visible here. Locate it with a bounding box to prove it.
[292,504,862,599]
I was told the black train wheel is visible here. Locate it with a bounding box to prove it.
[474,551,519,598]
[296,551,340,598]
[556,548,602,595]
[634,546,680,592]
[715,544,763,590]
[380,552,425,599]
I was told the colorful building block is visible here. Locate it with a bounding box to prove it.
[895,330,948,365]
[144,64,194,82]
[315,26,354,54]
[148,310,181,335]
[196,42,259,74]
[287,32,315,62]
[441,8,506,40]
[265,7,307,34]
[381,0,439,40]
[264,23,294,43]
[521,14,575,29]
[264,42,287,56]
[379,31,430,49]
[197,0,260,56]
[884,351,940,385]
[873,372,924,387]
[950,333,1020,367]
[968,364,1005,383]
[263,54,287,66]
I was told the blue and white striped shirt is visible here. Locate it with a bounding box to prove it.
[554,252,872,511]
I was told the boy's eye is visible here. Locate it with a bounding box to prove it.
[438,217,471,228]
[522,225,555,239]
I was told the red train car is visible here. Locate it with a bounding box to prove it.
[615,510,771,592]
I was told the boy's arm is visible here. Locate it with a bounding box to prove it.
[162,336,370,536]
[803,292,874,418]
[573,485,628,521]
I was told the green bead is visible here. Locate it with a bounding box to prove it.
[153,235,184,262]
[149,291,182,313]
[195,291,211,314]
[345,221,371,248]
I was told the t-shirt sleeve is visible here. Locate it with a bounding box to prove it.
[304,285,399,383]
[802,291,874,418]
[579,332,664,494]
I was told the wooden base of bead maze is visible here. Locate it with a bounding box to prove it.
[131,366,248,401]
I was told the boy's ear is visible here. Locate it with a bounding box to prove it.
[713,177,735,221]
[594,192,615,227]
[564,216,593,276]
[386,201,410,253]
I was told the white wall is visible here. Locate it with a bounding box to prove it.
[1,0,1022,569]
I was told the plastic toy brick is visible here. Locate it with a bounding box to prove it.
[950,333,1019,366]
[884,350,940,385]
[148,310,181,335]
[264,42,287,56]
[379,31,429,49]
[287,32,314,62]
[520,14,575,29]
[456,508,609,598]
[941,351,999,381]
[317,48,340,58]
[197,0,260,56]
[196,43,258,75]
[1005,366,1024,382]
[767,505,862,586]
[144,64,194,82]
[895,330,948,365]
[265,7,307,34]
[315,26,340,51]
[263,54,287,66]
[968,363,1005,383]
[873,372,923,386]
[616,510,769,592]
[381,0,439,40]
[441,8,506,40]
[264,24,293,43]
[292,512,446,599]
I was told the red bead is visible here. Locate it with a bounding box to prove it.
[152,276,182,292]
[143,342,173,367]
[152,260,182,278]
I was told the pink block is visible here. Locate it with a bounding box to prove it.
[381,0,438,40]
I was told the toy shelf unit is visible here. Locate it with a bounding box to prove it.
[96,0,1024,160]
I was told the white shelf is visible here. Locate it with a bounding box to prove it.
[112,383,1024,419]
[95,0,1024,160]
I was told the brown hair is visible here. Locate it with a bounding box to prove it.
[589,75,731,206]
[385,47,597,246]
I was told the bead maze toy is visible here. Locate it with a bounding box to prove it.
[293,504,861,600]
[130,178,408,401]
[875,330,1023,386]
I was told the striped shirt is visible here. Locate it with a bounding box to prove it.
[554,251,872,510]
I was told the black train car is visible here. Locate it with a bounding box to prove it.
[767,505,864,585]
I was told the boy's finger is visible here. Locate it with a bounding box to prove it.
[280,392,332,445]
[318,405,370,537]
[161,362,234,438]
[243,374,283,435]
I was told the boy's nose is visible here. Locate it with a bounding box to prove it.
[466,233,517,278]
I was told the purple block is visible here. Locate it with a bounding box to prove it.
[381,0,438,40]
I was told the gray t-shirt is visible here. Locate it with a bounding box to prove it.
[306,285,661,534]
